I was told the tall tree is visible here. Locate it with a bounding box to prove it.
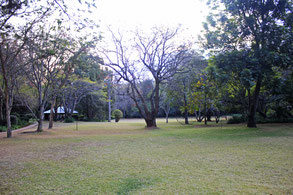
[0,40,23,137]
[203,0,293,127]
[165,52,206,124]
[22,27,91,131]
[71,54,107,121]
[0,1,50,137]
[0,0,98,137]
[102,27,189,128]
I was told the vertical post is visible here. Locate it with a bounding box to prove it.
[106,73,113,123]
[108,88,111,122]
[204,93,207,125]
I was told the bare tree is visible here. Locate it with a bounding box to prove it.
[102,27,189,128]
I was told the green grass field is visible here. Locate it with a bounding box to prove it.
[1,119,293,194]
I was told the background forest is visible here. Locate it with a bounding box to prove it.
[0,0,292,137]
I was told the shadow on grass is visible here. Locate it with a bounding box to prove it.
[116,177,154,195]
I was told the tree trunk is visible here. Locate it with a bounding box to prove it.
[247,76,262,128]
[1,62,12,137]
[5,101,11,138]
[145,117,157,128]
[37,105,44,132]
[184,108,189,125]
[0,97,3,121]
[54,106,58,121]
[183,88,189,125]
[215,117,219,123]
[48,98,55,129]
[182,80,189,125]
[163,105,170,123]
[166,113,169,123]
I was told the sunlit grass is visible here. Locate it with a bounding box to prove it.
[0,119,293,194]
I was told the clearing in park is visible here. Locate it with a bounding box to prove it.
[0,119,293,194]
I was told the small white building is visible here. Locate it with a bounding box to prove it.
[44,106,78,119]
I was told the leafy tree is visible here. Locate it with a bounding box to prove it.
[166,52,207,124]
[72,53,107,121]
[188,68,221,124]
[21,27,92,131]
[0,0,99,137]
[61,79,100,119]
[0,0,51,137]
[77,92,107,121]
[203,0,293,127]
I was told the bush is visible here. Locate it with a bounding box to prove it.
[10,115,18,125]
[227,114,246,124]
[112,109,123,122]
[23,114,34,122]
[64,118,75,123]
[227,113,293,124]
[0,126,7,132]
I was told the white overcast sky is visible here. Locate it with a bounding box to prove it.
[94,0,210,42]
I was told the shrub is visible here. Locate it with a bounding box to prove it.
[23,114,34,122]
[64,118,75,123]
[10,115,18,125]
[227,113,293,124]
[112,109,123,122]
[91,117,105,122]
[227,114,246,124]
[0,126,7,132]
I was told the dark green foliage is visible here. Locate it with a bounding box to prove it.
[10,115,18,125]
[203,0,293,127]
[0,126,7,132]
[112,109,123,122]
[64,118,75,123]
[73,54,105,82]
[0,118,33,132]
[227,114,246,124]
[227,114,293,124]
[76,93,107,122]
[22,114,35,122]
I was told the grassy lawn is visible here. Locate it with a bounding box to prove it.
[0,119,293,194]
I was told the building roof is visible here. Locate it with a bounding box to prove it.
[44,106,78,114]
